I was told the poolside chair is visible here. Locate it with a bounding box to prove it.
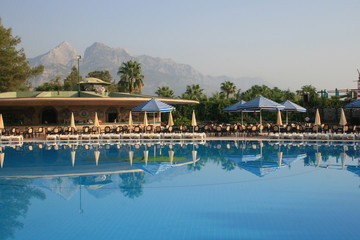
[154,126,162,133]
[53,127,60,135]
[114,126,122,134]
[145,125,153,133]
[332,125,339,133]
[82,126,90,134]
[323,125,330,133]
[123,125,130,133]
[24,127,34,138]
[104,126,111,134]
[9,127,16,136]
[0,128,7,136]
[91,126,99,134]
[35,127,44,137]
[133,126,141,133]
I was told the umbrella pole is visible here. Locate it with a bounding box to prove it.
[153,113,155,133]
[260,110,262,134]
[286,112,288,125]
[241,111,243,126]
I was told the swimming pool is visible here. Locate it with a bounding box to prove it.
[1,140,360,239]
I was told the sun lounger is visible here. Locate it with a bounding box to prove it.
[292,133,304,140]
[317,133,329,140]
[332,133,343,140]
[343,133,355,140]
[46,134,59,141]
[68,134,79,140]
[101,134,111,140]
[0,136,11,141]
[162,133,173,139]
[59,135,69,141]
[80,134,91,140]
[122,133,140,139]
[90,134,101,140]
[110,134,121,140]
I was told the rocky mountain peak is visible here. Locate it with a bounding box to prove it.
[29,41,77,66]
[28,41,270,95]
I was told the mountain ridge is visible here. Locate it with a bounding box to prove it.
[28,42,272,95]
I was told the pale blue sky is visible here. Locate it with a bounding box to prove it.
[1,0,360,91]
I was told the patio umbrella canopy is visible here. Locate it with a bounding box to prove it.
[280,100,306,124]
[223,100,247,112]
[345,99,360,109]
[132,98,175,113]
[132,98,176,130]
[238,96,285,133]
[224,100,247,126]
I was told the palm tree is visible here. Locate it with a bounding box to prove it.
[117,59,145,94]
[155,86,174,98]
[220,81,236,99]
[182,84,204,100]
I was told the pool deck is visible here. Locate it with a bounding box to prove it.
[10,134,360,143]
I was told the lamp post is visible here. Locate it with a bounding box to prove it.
[76,55,81,97]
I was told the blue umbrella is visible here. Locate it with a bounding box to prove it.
[224,100,247,125]
[132,98,175,130]
[132,98,176,113]
[280,100,306,124]
[345,99,360,109]
[238,96,285,133]
[224,100,247,112]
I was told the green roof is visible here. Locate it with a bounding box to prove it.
[79,77,111,85]
[0,91,158,99]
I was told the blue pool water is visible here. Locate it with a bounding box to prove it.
[1,140,360,239]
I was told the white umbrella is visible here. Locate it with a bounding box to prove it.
[277,151,283,167]
[0,153,4,168]
[128,111,133,133]
[129,151,134,166]
[144,112,148,127]
[144,150,148,166]
[315,109,321,133]
[339,108,347,133]
[316,152,321,168]
[341,152,347,169]
[192,150,197,166]
[0,114,4,136]
[94,112,100,127]
[192,110,197,133]
[95,150,100,166]
[276,109,282,133]
[71,151,76,167]
[70,112,76,130]
[168,111,174,127]
[169,150,174,165]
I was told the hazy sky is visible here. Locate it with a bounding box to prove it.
[1,0,360,91]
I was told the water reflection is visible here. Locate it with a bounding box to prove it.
[1,140,360,239]
[0,178,45,240]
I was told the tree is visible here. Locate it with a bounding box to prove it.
[86,70,112,83]
[155,86,174,98]
[220,80,237,99]
[0,18,44,92]
[117,59,145,94]
[63,66,82,91]
[296,85,319,107]
[35,76,63,92]
[87,70,118,92]
[182,84,205,100]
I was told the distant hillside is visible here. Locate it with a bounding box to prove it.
[28,42,271,95]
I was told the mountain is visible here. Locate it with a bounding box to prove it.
[28,42,271,95]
